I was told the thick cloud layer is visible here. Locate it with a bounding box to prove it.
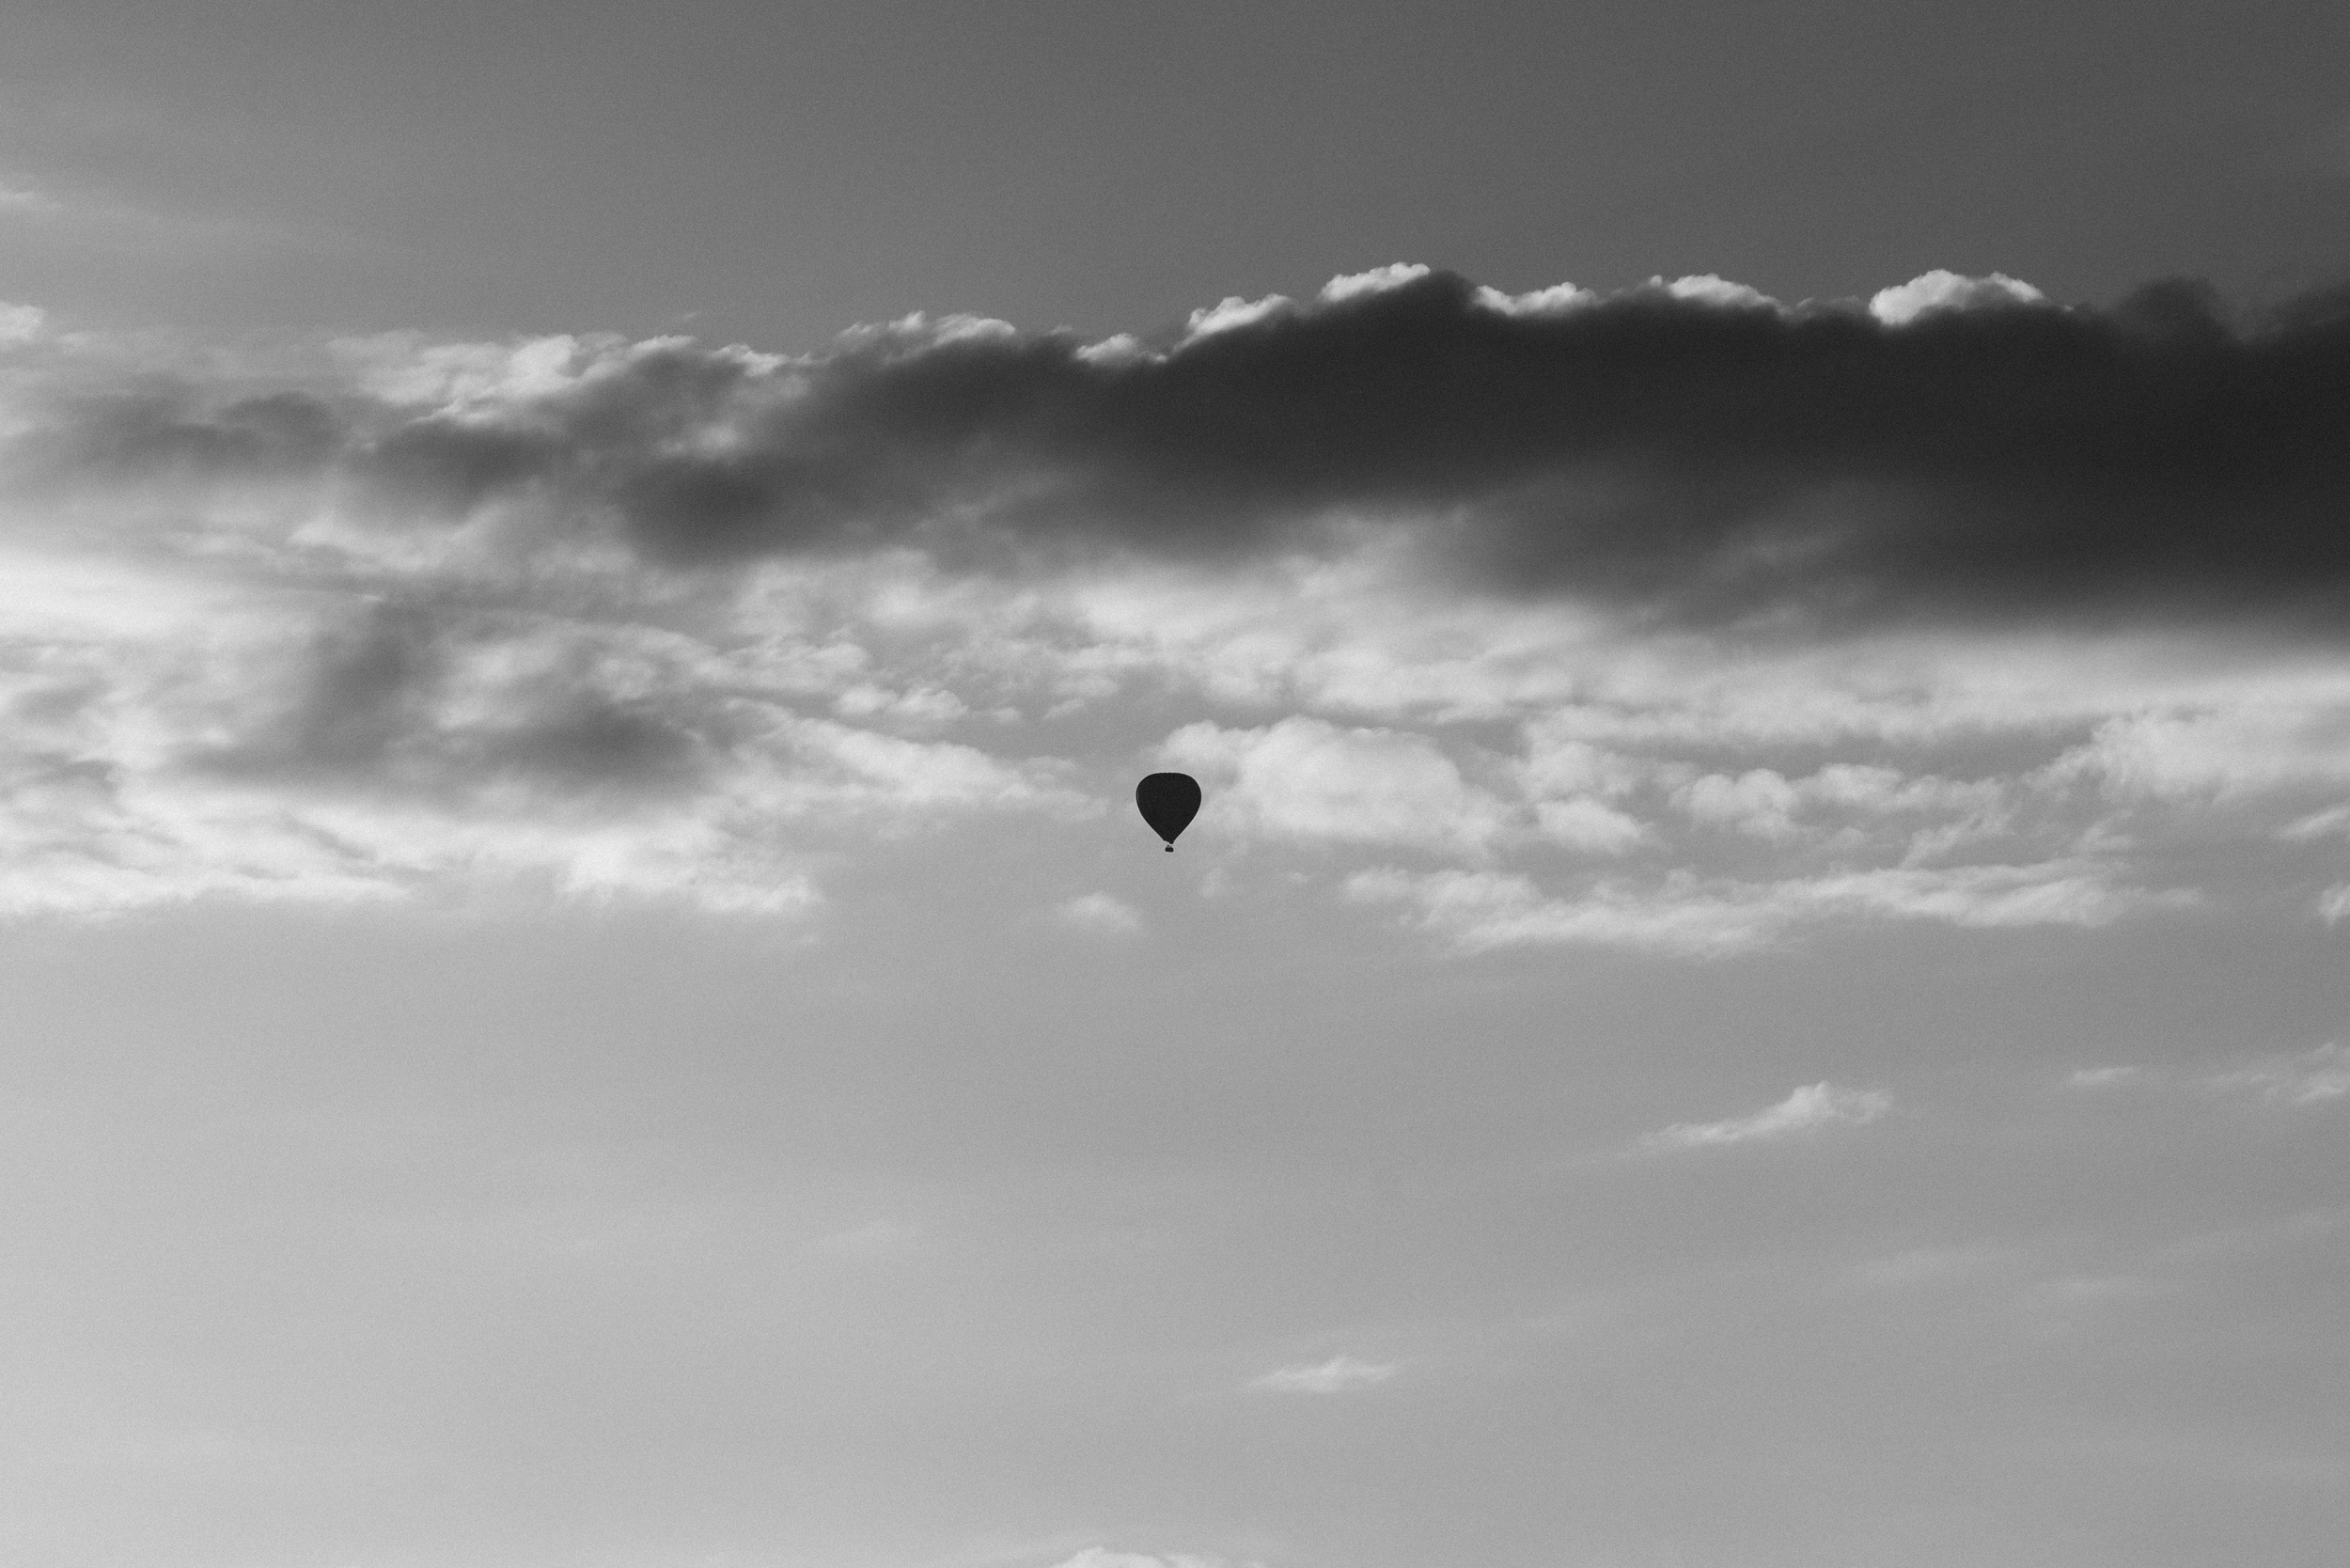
[12,266,2350,631]
[4,273,2348,937]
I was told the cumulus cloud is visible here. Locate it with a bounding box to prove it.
[2062,697,2350,802]
[1646,1083,1892,1150]
[1163,716,1513,857]
[1867,269,2045,326]
[1531,794,1648,853]
[1248,1355,1399,1393]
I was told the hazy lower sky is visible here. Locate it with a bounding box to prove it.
[4,7,2348,1568]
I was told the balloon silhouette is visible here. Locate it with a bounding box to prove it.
[1136,772,1201,852]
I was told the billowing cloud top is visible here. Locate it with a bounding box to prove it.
[4,270,2348,938]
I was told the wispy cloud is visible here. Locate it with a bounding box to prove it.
[2065,1044,2350,1105]
[817,1218,922,1259]
[1348,860,2165,957]
[1645,1083,1892,1151]
[1248,1355,1398,1393]
[0,183,62,216]
[1054,891,1143,935]
[2205,1043,2350,1105]
[1851,1246,2000,1289]
[1048,1551,1262,1568]
[0,177,325,260]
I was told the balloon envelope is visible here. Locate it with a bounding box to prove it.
[1135,772,1201,849]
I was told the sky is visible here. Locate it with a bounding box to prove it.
[2,6,2348,1568]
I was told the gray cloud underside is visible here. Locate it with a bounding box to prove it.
[20,269,2350,632]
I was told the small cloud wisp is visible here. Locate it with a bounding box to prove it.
[1248,1355,1399,1393]
[1646,1083,1893,1151]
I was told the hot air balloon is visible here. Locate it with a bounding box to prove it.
[1136,772,1200,852]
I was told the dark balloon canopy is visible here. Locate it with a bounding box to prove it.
[1135,772,1201,851]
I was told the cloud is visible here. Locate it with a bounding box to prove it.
[9,266,2348,634]
[1248,1355,1399,1393]
[1531,794,1648,853]
[2318,884,2350,926]
[2,275,2345,939]
[1049,1551,1259,1568]
[2062,698,2350,802]
[1163,716,1512,857]
[0,185,62,217]
[1676,763,2004,843]
[0,179,318,263]
[1646,1083,1892,1150]
[2204,1043,2350,1105]
[1852,1245,2000,1289]
[1320,261,1433,304]
[0,525,1084,917]
[2063,1046,2350,1105]
[1055,891,1142,935]
[1347,859,2163,957]
[1867,269,2045,326]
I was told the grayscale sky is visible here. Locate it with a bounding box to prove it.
[3,6,2348,1568]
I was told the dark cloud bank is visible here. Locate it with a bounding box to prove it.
[24,269,2350,630]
